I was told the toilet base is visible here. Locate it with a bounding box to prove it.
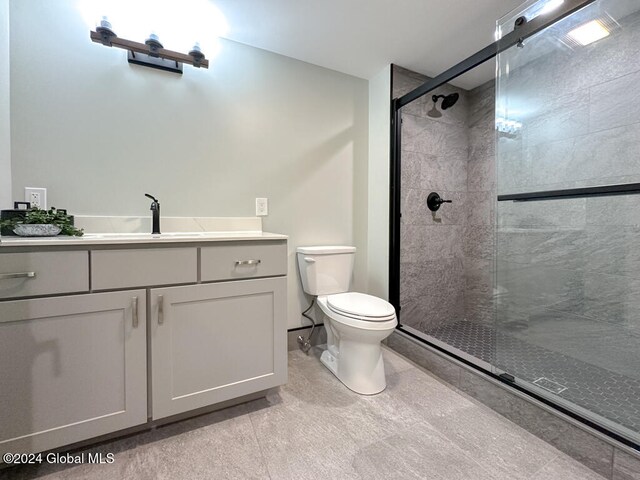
[320,341,387,395]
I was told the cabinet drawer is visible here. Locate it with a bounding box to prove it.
[0,251,89,299]
[200,241,287,282]
[92,248,197,290]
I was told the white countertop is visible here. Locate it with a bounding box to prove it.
[0,231,288,247]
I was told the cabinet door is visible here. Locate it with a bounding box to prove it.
[151,277,287,420]
[0,291,147,455]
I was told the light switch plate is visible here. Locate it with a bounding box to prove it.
[25,187,47,209]
[256,198,268,216]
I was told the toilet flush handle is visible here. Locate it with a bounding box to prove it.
[303,257,316,263]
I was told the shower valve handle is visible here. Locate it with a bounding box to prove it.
[427,192,452,212]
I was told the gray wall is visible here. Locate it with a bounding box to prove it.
[394,66,496,333]
[6,0,371,330]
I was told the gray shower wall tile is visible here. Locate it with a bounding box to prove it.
[613,449,640,480]
[419,152,468,191]
[523,89,590,148]
[464,258,496,325]
[463,224,494,261]
[525,123,640,188]
[583,226,640,279]
[466,191,495,226]
[469,124,495,161]
[400,150,425,189]
[547,273,640,335]
[586,195,640,227]
[468,155,496,192]
[496,146,530,193]
[401,150,467,192]
[590,69,640,134]
[400,258,465,327]
[468,79,495,129]
[400,224,463,262]
[402,113,469,158]
[496,261,584,311]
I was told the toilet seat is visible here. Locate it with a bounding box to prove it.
[318,294,397,331]
[327,292,396,321]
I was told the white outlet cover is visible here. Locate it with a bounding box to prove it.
[256,198,268,216]
[25,187,47,209]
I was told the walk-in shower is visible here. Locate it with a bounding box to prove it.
[390,0,640,449]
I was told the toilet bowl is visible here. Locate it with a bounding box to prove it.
[296,246,397,395]
[317,293,397,394]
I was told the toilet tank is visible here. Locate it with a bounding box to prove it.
[296,246,356,296]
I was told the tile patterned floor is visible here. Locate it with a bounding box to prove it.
[427,320,640,436]
[1,347,606,480]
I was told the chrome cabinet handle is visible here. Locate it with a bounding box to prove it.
[235,259,261,266]
[158,295,164,325]
[0,272,36,280]
[132,296,139,328]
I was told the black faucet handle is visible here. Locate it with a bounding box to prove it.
[427,192,452,212]
[145,193,159,203]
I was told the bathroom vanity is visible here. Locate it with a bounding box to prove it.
[0,231,288,456]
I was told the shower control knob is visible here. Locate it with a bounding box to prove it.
[427,192,452,212]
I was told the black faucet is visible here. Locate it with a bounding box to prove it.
[145,193,161,234]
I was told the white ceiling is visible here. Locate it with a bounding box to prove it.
[215,0,526,90]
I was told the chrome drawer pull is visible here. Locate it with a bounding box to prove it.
[132,297,139,328]
[235,259,261,266]
[0,272,36,280]
[158,295,164,325]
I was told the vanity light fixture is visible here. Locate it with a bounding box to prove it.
[90,17,208,74]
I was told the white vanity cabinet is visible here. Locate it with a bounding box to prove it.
[0,234,288,457]
[150,277,287,419]
[0,290,147,456]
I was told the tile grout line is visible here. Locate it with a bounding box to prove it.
[247,410,274,480]
[524,451,562,480]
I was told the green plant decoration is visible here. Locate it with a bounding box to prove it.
[0,207,84,236]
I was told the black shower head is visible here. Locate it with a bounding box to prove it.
[428,93,459,118]
[441,92,459,110]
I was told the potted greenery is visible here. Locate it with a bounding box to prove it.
[0,207,84,237]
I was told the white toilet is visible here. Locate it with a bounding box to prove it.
[296,246,397,395]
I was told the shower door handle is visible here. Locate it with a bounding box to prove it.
[427,192,452,212]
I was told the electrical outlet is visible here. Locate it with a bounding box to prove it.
[24,187,47,209]
[255,198,268,216]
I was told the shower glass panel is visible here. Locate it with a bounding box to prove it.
[495,0,640,444]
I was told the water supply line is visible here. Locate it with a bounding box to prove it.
[297,297,316,354]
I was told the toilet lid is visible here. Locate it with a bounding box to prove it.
[327,292,396,321]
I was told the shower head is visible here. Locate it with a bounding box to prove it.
[435,93,459,109]
[427,104,443,118]
[427,92,459,118]
[441,92,459,110]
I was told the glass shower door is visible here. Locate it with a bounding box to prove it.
[495,0,640,444]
